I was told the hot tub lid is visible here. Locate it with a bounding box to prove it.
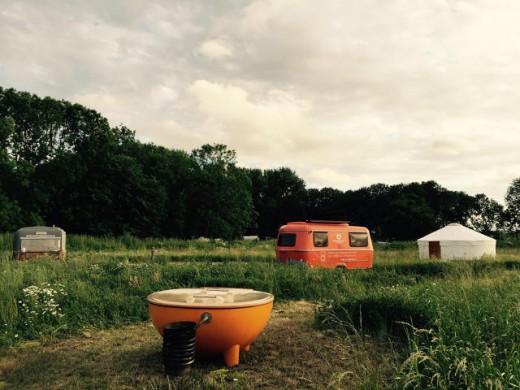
[147,287,274,308]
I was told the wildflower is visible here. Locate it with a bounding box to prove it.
[17,283,68,329]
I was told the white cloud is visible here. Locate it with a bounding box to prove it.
[431,139,478,156]
[306,168,354,189]
[198,38,234,60]
[188,80,322,156]
[1,0,519,203]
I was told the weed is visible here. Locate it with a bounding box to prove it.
[17,283,67,338]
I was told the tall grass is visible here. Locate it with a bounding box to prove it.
[2,235,520,388]
[398,277,520,389]
[0,251,359,352]
[67,234,224,251]
[0,232,274,251]
[317,261,520,389]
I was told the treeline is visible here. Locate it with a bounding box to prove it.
[1,87,519,240]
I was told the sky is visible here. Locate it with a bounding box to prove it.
[1,0,519,203]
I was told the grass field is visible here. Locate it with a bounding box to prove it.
[0,235,519,389]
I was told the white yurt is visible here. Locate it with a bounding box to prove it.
[417,223,496,260]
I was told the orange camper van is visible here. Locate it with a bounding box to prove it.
[275,220,373,269]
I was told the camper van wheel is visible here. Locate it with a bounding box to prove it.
[335,265,347,272]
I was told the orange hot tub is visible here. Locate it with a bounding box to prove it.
[147,287,274,367]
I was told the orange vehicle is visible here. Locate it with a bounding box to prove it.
[275,220,373,269]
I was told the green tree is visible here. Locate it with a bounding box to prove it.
[191,143,236,169]
[467,194,504,236]
[37,136,167,237]
[342,184,392,239]
[505,178,520,236]
[0,117,19,230]
[338,181,476,241]
[0,153,24,231]
[245,168,265,236]
[0,87,116,165]
[382,193,437,241]
[251,168,307,238]
[126,142,193,237]
[186,144,255,240]
[0,113,44,229]
[0,87,132,231]
[306,187,347,221]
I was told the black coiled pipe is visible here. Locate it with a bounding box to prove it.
[162,322,197,376]
[162,313,212,376]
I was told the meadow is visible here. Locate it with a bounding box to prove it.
[0,234,519,389]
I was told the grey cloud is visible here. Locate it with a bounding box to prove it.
[0,0,518,202]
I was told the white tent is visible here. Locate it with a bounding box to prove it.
[417,223,496,260]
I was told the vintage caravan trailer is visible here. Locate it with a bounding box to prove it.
[275,220,373,269]
[13,226,66,260]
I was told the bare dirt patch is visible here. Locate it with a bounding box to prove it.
[1,301,397,389]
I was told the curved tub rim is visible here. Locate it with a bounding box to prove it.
[147,287,274,309]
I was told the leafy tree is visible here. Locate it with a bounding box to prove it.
[0,87,133,231]
[81,152,166,237]
[342,184,392,240]
[0,154,23,231]
[36,135,167,237]
[2,86,510,241]
[0,117,18,230]
[382,193,437,241]
[396,181,474,227]
[435,188,475,227]
[191,143,236,169]
[252,168,307,238]
[337,181,479,241]
[306,187,347,221]
[186,144,255,240]
[0,114,44,229]
[467,194,504,236]
[0,87,115,165]
[245,168,265,235]
[126,142,193,237]
[505,178,520,236]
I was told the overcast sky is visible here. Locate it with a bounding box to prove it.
[1,0,519,203]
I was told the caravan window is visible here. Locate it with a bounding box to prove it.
[349,232,368,247]
[313,232,328,247]
[20,238,61,252]
[277,234,296,247]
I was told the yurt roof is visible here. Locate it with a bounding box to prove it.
[417,223,495,242]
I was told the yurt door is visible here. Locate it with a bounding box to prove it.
[429,241,441,259]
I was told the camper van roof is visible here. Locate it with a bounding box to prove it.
[306,220,350,224]
[15,226,65,236]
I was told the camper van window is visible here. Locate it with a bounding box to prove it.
[20,238,61,252]
[313,232,328,247]
[277,234,296,247]
[349,232,368,247]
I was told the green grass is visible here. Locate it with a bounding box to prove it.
[1,235,520,389]
[0,247,354,351]
[316,260,520,389]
